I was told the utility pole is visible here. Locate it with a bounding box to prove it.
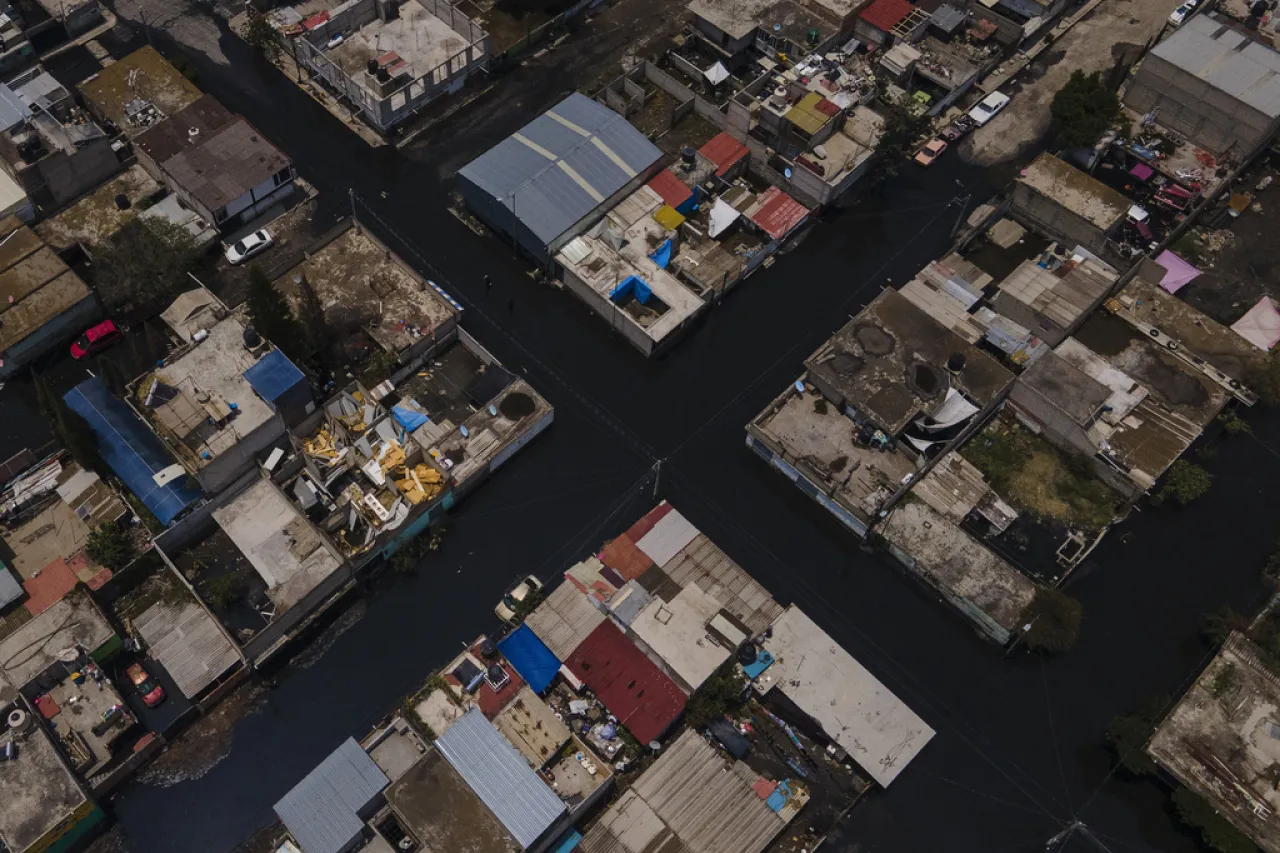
[652,459,661,500]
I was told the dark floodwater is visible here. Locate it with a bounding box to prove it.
[13,8,1278,852]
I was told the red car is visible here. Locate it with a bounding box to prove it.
[70,320,123,359]
[126,663,165,708]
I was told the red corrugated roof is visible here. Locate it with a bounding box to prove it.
[23,558,77,616]
[599,535,652,580]
[859,0,916,31]
[748,187,810,241]
[647,169,693,210]
[622,502,672,542]
[301,10,330,29]
[815,98,841,117]
[564,621,685,744]
[698,133,749,177]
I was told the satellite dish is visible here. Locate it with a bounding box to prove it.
[784,168,793,178]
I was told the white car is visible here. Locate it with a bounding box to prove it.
[495,575,543,623]
[225,229,273,265]
[1168,1,1195,25]
[968,91,1011,127]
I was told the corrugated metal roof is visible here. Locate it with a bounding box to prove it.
[274,738,389,853]
[859,0,916,30]
[0,563,23,610]
[630,731,785,853]
[662,534,782,635]
[646,169,693,210]
[459,93,662,249]
[698,133,749,175]
[564,621,686,745]
[634,507,699,567]
[579,789,690,853]
[435,708,566,849]
[0,83,31,132]
[524,582,606,660]
[746,187,809,241]
[134,600,241,699]
[1151,15,1280,118]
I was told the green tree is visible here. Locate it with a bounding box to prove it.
[246,265,307,363]
[1049,70,1121,149]
[1172,787,1259,853]
[1155,460,1213,506]
[1106,696,1168,777]
[1203,605,1250,646]
[869,100,929,184]
[91,218,201,310]
[1019,587,1083,653]
[1245,352,1280,406]
[243,13,280,60]
[203,573,246,610]
[1218,409,1252,436]
[684,664,748,729]
[86,523,135,570]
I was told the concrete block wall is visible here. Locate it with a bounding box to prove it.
[1125,56,1277,156]
[1011,182,1112,259]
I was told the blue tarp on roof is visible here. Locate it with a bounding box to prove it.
[243,349,304,403]
[458,93,662,255]
[392,406,429,432]
[63,378,201,526]
[551,829,583,853]
[609,275,652,305]
[497,624,561,694]
[649,239,672,269]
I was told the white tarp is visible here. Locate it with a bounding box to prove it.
[708,197,741,238]
[914,388,979,432]
[704,61,730,85]
[1231,297,1280,351]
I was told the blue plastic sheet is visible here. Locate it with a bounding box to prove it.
[497,624,561,694]
[609,275,653,304]
[392,406,429,432]
[649,239,673,269]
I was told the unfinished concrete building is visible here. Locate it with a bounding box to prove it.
[294,0,489,134]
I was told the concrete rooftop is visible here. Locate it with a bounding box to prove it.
[329,0,471,86]
[0,712,90,853]
[79,46,202,136]
[386,749,520,853]
[805,289,1013,435]
[1148,632,1280,853]
[0,217,91,355]
[0,592,115,688]
[213,478,344,612]
[147,317,276,467]
[275,226,458,357]
[33,165,162,251]
[629,582,734,692]
[1017,153,1129,232]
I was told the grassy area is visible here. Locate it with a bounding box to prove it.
[961,418,1122,531]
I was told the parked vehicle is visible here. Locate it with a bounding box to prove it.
[126,663,166,708]
[940,116,976,142]
[495,575,544,623]
[967,92,1011,127]
[70,320,123,359]
[914,138,949,167]
[1168,0,1196,25]
[225,229,273,265]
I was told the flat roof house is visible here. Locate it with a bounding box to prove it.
[131,310,310,495]
[1125,14,1280,157]
[0,695,104,853]
[79,46,203,139]
[0,215,98,378]
[1011,154,1131,261]
[755,605,935,787]
[1147,632,1280,853]
[458,93,663,262]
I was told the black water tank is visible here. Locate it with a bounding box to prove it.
[376,67,391,83]
[367,59,379,75]
[243,325,262,349]
[947,352,966,373]
[681,146,697,167]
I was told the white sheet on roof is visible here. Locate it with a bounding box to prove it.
[1231,297,1280,351]
[635,508,699,567]
[708,197,741,238]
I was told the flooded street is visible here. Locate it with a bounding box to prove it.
[22,4,1278,851]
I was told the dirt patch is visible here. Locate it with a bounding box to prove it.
[136,681,266,787]
[964,0,1178,166]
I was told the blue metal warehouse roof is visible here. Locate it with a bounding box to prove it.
[436,708,565,849]
[497,624,561,695]
[243,349,305,403]
[274,738,389,853]
[458,93,662,249]
[63,378,202,526]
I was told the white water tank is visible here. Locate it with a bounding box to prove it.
[7,708,32,735]
[770,86,787,109]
